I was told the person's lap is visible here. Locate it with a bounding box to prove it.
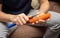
[10,10,60,38]
[10,2,60,38]
[10,10,47,38]
[0,10,47,38]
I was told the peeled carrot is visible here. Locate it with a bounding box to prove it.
[28,13,51,23]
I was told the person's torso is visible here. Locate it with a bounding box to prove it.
[2,0,32,15]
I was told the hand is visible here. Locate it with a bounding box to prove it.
[32,20,46,25]
[9,13,29,25]
[32,19,50,25]
[31,12,47,25]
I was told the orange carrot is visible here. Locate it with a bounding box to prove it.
[28,13,51,23]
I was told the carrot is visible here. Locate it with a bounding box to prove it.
[28,13,51,23]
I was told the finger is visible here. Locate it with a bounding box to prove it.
[28,15,33,19]
[22,13,29,21]
[15,21,20,26]
[19,16,26,24]
[36,13,45,17]
[28,15,32,18]
[13,18,19,25]
[32,22,35,25]
[17,17,23,25]
[36,21,39,23]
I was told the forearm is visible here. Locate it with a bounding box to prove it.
[39,1,49,13]
[0,11,14,22]
[0,4,13,22]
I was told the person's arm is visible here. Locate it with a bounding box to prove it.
[0,4,29,25]
[35,0,50,24]
[0,4,14,22]
[37,0,49,14]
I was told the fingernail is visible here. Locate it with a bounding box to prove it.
[36,21,38,23]
[24,22,26,24]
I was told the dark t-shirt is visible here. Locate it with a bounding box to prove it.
[0,0,32,15]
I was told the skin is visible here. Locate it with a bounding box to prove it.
[38,0,49,13]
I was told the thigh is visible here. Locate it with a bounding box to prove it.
[47,11,60,25]
[48,1,60,25]
[43,28,60,38]
[0,22,8,38]
[10,25,45,38]
[46,11,60,32]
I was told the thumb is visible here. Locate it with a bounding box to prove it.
[27,15,33,19]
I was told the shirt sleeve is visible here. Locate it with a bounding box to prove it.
[0,0,3,3]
